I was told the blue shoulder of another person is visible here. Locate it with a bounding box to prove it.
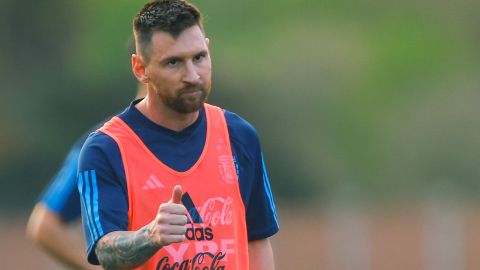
[39,125,99,223]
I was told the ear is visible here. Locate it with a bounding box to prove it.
[132,54,149,83]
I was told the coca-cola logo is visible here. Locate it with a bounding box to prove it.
[156,251,226,270]
[198,197,234,226]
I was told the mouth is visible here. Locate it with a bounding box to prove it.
[180,87,203,95]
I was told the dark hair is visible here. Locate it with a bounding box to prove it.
[133,0,203,61]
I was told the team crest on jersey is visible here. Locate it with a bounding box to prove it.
[218,155,235,184]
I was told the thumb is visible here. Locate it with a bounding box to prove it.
[169,185,183,204]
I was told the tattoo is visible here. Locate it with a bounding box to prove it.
[95,226,158,270]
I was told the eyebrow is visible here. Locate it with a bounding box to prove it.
[161,56,181,64]
[159,50,208,63]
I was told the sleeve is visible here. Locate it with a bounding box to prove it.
[224,110,280,241]
[39,139,83,223]
[244,143,280,241]
[77,131,129,265]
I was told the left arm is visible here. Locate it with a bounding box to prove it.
[26,204,102,270]
[225,111,279,269]
[248,238,275,270]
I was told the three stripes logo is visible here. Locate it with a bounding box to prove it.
[142,174,164,190]
[77,170,104,243]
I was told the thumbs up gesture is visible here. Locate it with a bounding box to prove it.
[148,185,188,247]
[170,185,183,204]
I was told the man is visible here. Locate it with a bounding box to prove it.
[26,132,103,270]
[26,86,146,270]
[78,1,279,269]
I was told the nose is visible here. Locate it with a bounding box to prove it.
[183,61,201,84]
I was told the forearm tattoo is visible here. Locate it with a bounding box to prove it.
[95,226,158,270]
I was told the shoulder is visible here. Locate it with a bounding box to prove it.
[82,130,118,153]
[78,130,120,170]
[77,116,119,157]
[223,109,260,150]
[38,140,82,219]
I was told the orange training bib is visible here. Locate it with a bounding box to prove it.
[99,104,249,270]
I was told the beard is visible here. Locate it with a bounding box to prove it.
[161,84,210,113]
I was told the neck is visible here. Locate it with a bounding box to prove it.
[135,95,199,132]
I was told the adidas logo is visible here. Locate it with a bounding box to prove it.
[142,174,164,190]
[182,192,214,241]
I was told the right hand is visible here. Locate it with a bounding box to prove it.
[148,185,188,247]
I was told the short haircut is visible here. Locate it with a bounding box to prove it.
[133,0,203,62]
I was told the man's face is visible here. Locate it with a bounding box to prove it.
[143,25,212,113]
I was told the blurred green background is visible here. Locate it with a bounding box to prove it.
[2,0,480,269]
[1,0,480,212]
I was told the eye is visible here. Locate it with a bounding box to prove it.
[193,53,206,62]
[168,59,178,66]
[165,58,181,67]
